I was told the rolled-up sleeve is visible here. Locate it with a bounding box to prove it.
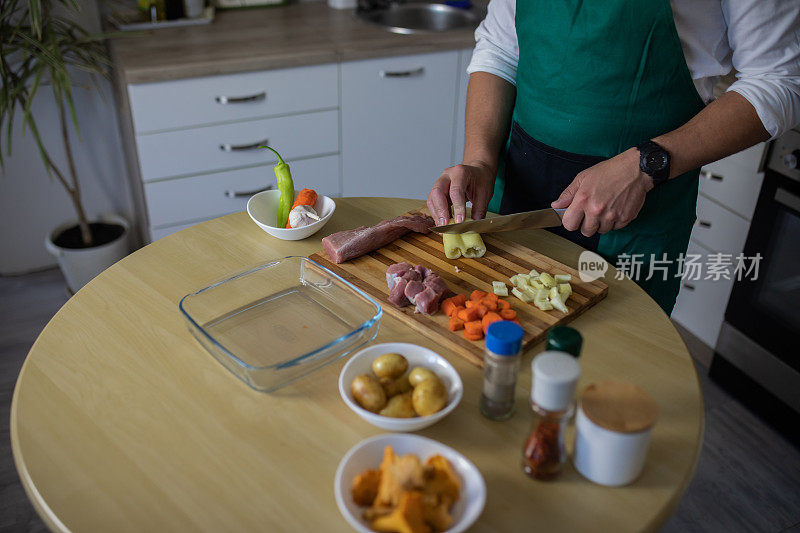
[723,0,800,138]
[466,0,519,86]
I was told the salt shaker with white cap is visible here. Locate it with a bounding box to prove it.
[521,340,582,480]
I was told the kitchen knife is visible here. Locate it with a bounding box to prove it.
[430,208,567,234]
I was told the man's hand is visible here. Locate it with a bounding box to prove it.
[427,161,495,226]
[551,148,653,237]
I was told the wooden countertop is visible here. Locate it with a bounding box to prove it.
[11,198,704,532]
[109,2,478,84]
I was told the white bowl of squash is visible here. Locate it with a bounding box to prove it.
[339,343,463,432]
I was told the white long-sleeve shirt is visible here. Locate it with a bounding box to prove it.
[468,0,800,139]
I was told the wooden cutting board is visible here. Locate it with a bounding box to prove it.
[310,222,608,367]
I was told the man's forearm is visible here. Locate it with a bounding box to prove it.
[653,91,770,179]
[463,72,517,173]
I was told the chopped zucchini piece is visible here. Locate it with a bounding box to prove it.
[529,269,540,278]
[538,272,556,288]
[443,233,464,259]
[461,232,486,258]
[529,279,544,290]
[509,274,520,286]
[549,287,569,313]
[554,274,572,282]
[512,287,534,303]
[492,281,509,297]
[534,288,550,301]
[534,299,554,311]
[559,283,572,301]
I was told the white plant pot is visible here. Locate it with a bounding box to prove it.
[45,213,130,293]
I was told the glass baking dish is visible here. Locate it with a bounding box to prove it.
[179,256,382,392]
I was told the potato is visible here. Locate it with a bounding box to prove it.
[372,353,408,379]
[412,379,448,416]
[351,374,387,413]
[379,392,416,418]
[379,375,412,398]
[408,367,439,387]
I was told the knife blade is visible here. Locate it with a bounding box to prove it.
[430,208,567,234]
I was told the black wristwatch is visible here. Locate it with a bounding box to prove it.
[636,140,671,186]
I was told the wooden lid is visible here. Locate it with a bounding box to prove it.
[580,381,658,433]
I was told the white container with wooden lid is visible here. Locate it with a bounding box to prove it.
[573,381,658,486]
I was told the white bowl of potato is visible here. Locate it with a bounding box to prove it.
[339,343,463,432]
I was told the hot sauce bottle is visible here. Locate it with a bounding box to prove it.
[522,328,582,480]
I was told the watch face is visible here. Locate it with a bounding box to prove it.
[645,149,668,172]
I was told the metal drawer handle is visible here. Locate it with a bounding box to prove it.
[215,91,266,104]
[219,138,269,152]
[698,220,712,228]
[380,67,425,78]
[225,185,273,198]
[682,283,696,291]
[701,170,723,182]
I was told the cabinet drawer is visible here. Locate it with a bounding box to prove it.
[136,110,338,182]
[690,194,750,255]
[128,64,339,133]
[144,155,340,228]
[699,143,765,220]
[671,242,735,348]
[341,51,459,199]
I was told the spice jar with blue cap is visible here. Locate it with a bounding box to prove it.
[479,321,525,421]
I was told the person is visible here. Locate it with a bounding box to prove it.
[427,0,800,313]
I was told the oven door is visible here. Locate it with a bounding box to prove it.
[725,171,800,371]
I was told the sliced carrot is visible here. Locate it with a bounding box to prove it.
[464,331,484,341]
[470,290,487,302]
[475,304,489,319]
[448,316,465,331]
[499,309,517,320]
[483,292,499,302]
[441,299,459,317]
[464,320,483,336]
[465,300,477,309]
[497,299,511,311]
[458,306,480,322]
[450,294,467,307]
[482,311,503,334]
[481,297,498,311]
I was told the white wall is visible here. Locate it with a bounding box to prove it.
[0,0,134,275]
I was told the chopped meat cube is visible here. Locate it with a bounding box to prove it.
[389,277,410,308]
[404,280,426,303]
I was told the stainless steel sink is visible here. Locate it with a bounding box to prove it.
[356,3,484,34]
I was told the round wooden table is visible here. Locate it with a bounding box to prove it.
[11,198,703,532]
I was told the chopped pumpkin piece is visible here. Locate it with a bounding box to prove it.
[371,491,431,533]
[352,469,382,506]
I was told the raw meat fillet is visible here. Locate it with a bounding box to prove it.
[404,280,426,303]
[389,277,410,307]
[322,215,434,263]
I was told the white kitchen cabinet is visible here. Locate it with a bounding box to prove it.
[128,64,339,133]
[144,155,340,228]
[136,110,338,181]
[341,51,460,199]
[452,48,472,165]
[672,143,766,347]
[671,241,736,348]
[127,64,342,241]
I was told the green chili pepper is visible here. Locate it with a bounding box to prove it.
[261,145,294,228]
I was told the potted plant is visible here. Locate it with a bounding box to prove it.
[1,0,129,292]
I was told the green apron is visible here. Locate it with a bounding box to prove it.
[488,0,705,314]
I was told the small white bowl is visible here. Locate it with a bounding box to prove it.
[247,189,335,241]
[334,433,486,533]
[339,342,463,432]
